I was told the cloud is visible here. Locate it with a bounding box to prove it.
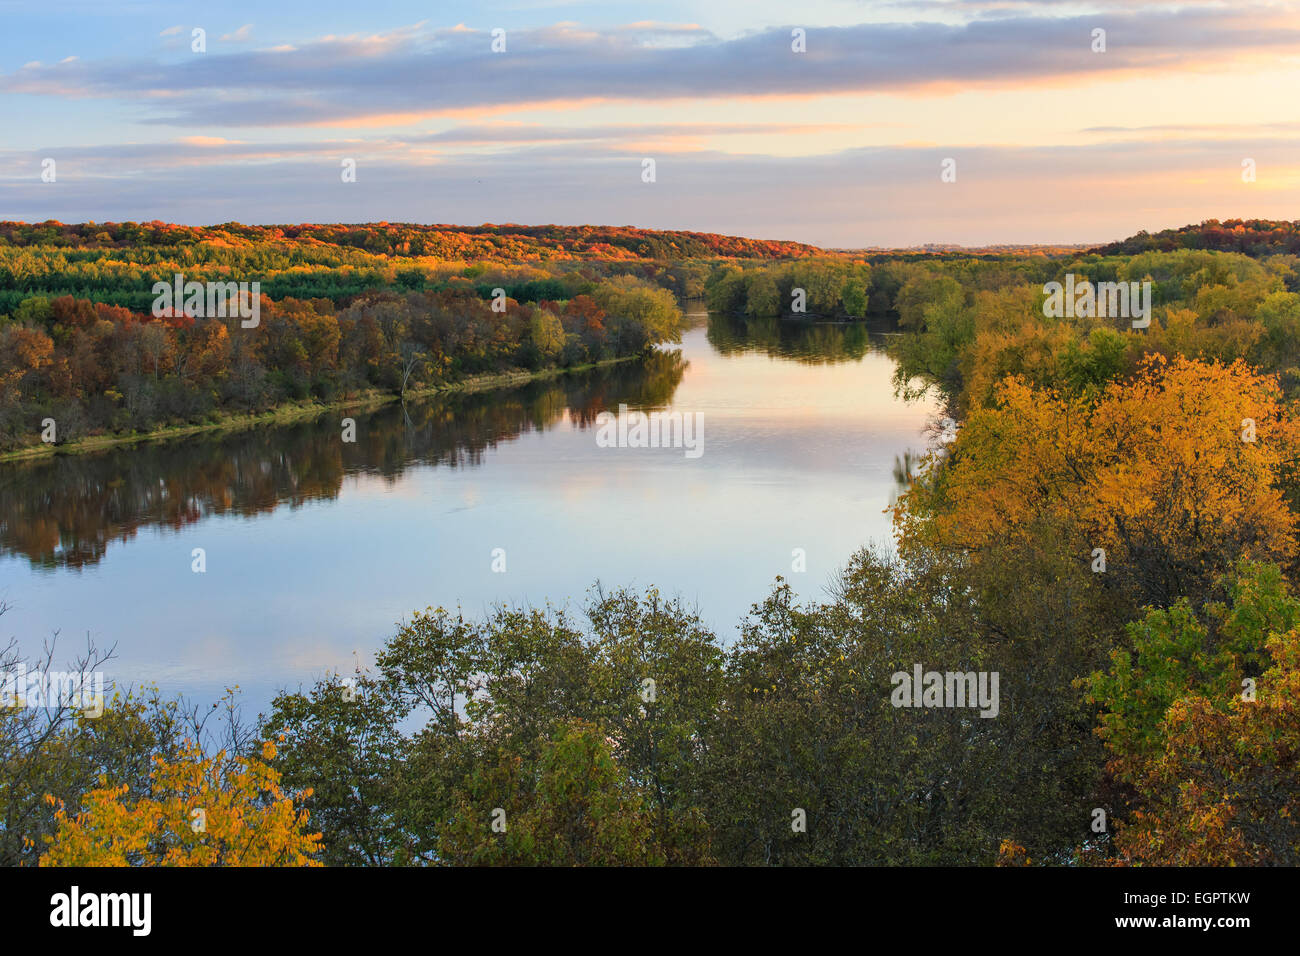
[410,122,863,146]
[3,2,1296,243]
[1082,121,1300,137]
[220,24,254,43]
[4,8,1300,128]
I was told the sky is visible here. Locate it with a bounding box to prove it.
[1,0,1298,247]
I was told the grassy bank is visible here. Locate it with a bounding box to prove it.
[0,357,635,464]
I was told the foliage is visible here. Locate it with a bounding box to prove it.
[897,355,1300,610]
[440,721,669,866]
[0,281,684,451]
[16,224,1300,867]
[1089,563,1300,864]
[704,258,873,318]
[40,740,321,866]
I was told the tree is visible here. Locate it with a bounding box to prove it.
[701,552,1101,866]
[704,266,748,314]
[0,325,54,403]
[744,271,780,317]
[1090,563,1300,864]
[584,587,720,864]
[898,355,1300,611]
[264,672,412,866]
[138,322,169,380]
[439,721,667,866]
[840,277,868,317]
[527,308,566,358]
[1059,326,1126,396]
[40,740,321,866]
[398,341,429,396]
[786,259,845,315]
[593,275,684,344]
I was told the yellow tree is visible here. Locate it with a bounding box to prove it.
[897,354,1300,608]
[40,741,321,867]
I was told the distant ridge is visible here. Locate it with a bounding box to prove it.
[1090,219,1300,257]
[14,218,1298,262]
[0,220,822,261]
[831,243,1091,256]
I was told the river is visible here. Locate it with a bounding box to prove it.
[0,313,937,712]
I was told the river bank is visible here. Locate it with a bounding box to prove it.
[0,356,637,464]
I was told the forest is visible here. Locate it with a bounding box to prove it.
[4,220,1300,866]
[0,220,869,455]
[0,226,707,453]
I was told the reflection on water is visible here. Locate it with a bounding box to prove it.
[706,313,891,364]
[0,314,935,707]
[0,351,687,570]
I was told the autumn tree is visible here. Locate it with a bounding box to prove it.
[40,740,321,867]
[898,354,1300,612]
[593,275,684,345]
[1090,563,1300,864]
[0,324,53,405]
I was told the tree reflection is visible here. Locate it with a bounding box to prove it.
[704,313,892,365]
[0,352,686,569]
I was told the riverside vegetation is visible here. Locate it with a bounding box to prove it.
[4,218,1300,866]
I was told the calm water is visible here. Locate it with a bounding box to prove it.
[0,314,937,711]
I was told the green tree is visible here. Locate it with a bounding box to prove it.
[440,720,670,865]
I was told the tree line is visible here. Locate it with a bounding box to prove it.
[0,276,683,452]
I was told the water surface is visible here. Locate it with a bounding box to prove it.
[0,314,936,710]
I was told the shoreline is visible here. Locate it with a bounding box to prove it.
[0,356,636,465]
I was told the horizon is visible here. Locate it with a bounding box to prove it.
[4,0,1299,247]
[0,216,1263,253]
